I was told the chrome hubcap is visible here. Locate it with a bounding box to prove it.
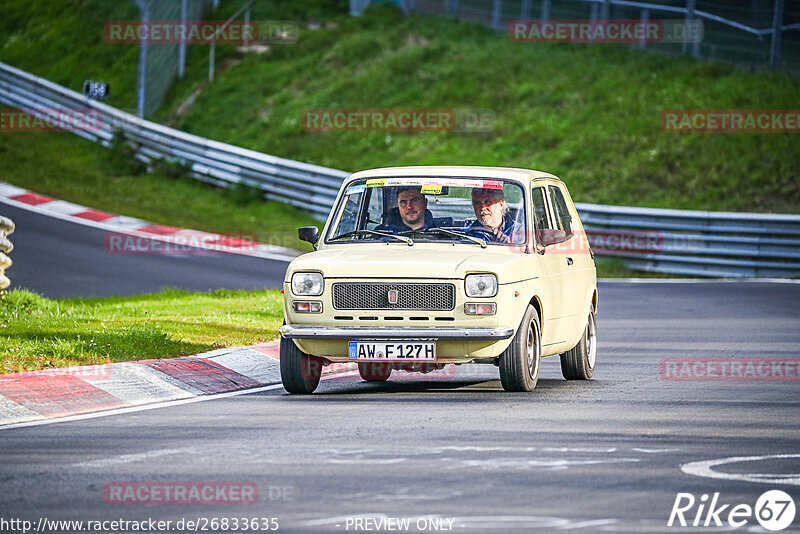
[587,313,597,369]
[526,320,540,379]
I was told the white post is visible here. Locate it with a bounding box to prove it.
[178,0,187,78]
[491,0,502,30]
[244,5,251,47]
[209,40,215,82]
[639,8,649,50]
[683,0,696,55]
[540,0,551,22]
[134,0,149,118]
[520,0,531,19]
[770,0,784,70]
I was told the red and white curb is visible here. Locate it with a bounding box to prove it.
[0,342,359,427]
[0,182,302,262]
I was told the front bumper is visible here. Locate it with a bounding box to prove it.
[279,325,515,340]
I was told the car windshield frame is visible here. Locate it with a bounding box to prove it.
[323,176,529,247]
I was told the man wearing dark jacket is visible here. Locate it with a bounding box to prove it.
[377,186,436,232]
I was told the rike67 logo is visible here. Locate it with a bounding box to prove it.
[669,490,796,531]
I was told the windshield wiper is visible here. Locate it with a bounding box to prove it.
[400,227,487,248]
[329,229,413,245]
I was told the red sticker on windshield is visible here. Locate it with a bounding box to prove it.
[482,180,504,189]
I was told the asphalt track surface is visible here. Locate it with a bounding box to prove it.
[1,281,799,533]
[0,202,287,298]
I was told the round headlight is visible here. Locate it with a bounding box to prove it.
[291,272,323,296]
[465,273,498,298]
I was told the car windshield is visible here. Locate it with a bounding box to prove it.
[326,177,527,246]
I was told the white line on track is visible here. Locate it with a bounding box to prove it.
[71,447,198,468]
[681,454,800,486]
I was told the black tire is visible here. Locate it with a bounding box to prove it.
[499,304,541,392]
[560,310,597,380]
[358,362,392,382]
[280,336,323,394]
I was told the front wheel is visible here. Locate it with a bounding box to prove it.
[280,336,323,394]
[560,310,597,380]
[499,304,541,392]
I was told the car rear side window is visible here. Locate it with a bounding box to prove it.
[531,186,552,232]
[548,186,574,239]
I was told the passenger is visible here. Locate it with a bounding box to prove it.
[467,188,521,243]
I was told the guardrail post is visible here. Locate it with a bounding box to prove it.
[0,216,14,290]
[491,0,502,30]
[770,0,785,70]
[639,8,649,50]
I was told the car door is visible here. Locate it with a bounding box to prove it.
[531,184,570,350]
[547,184,588,326]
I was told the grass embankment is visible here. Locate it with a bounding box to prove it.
[2,2,798,219]
[0,288,283,373]
[172,6,800,213]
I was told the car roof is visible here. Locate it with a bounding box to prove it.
[346,166,562,184]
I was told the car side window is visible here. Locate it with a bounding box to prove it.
[531,186,552,242]
[548,185,574,239]
[365,187,383,230]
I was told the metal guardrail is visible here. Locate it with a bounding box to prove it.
[0,215,14,290]
[0,62,348,218]
[575,204,800,277]
[1,61,798,277]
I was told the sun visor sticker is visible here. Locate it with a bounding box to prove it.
[363,177,500,189]
[345,184,366,196]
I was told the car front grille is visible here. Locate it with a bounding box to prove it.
[332,282,455,311]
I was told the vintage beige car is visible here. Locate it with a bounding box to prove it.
[279,166,597,393]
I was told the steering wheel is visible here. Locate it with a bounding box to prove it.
[465,226,496,240]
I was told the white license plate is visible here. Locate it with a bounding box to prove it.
[349,341,436,361]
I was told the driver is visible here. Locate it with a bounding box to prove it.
[468,187,521,243]
[377,186,436,232]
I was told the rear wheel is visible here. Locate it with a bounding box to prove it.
[358,362,392,382]
[280,336,323,394]
[560,310,597,380]
[499,304,541,392]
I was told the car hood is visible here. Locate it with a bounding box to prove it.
[285,244,536,282]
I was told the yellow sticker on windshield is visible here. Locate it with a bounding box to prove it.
[366,178,386,187]
[421,185,443,194]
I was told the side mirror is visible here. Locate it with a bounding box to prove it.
[538,229,567,247]
[298,226,319,246]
